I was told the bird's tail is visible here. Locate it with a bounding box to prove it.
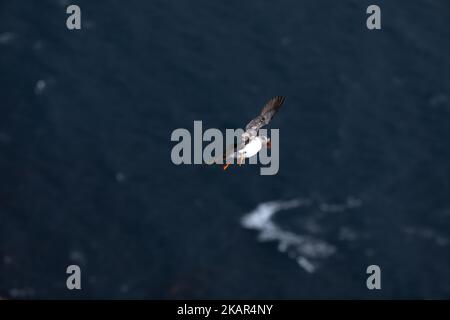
[205,142,238,170]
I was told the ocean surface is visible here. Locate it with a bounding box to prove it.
[1,0,450,298]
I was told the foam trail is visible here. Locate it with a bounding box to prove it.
[241,199,336,273]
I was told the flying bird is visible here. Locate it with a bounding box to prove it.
[211,96,285,170]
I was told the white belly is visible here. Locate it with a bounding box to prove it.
[239,138,262,158]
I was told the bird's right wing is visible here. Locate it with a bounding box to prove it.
[245,96,285,132]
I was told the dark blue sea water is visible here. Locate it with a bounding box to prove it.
[1,0,450,298]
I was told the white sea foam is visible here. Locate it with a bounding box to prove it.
[241,199,337,273]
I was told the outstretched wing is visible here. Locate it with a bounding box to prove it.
[245,96,285,132]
